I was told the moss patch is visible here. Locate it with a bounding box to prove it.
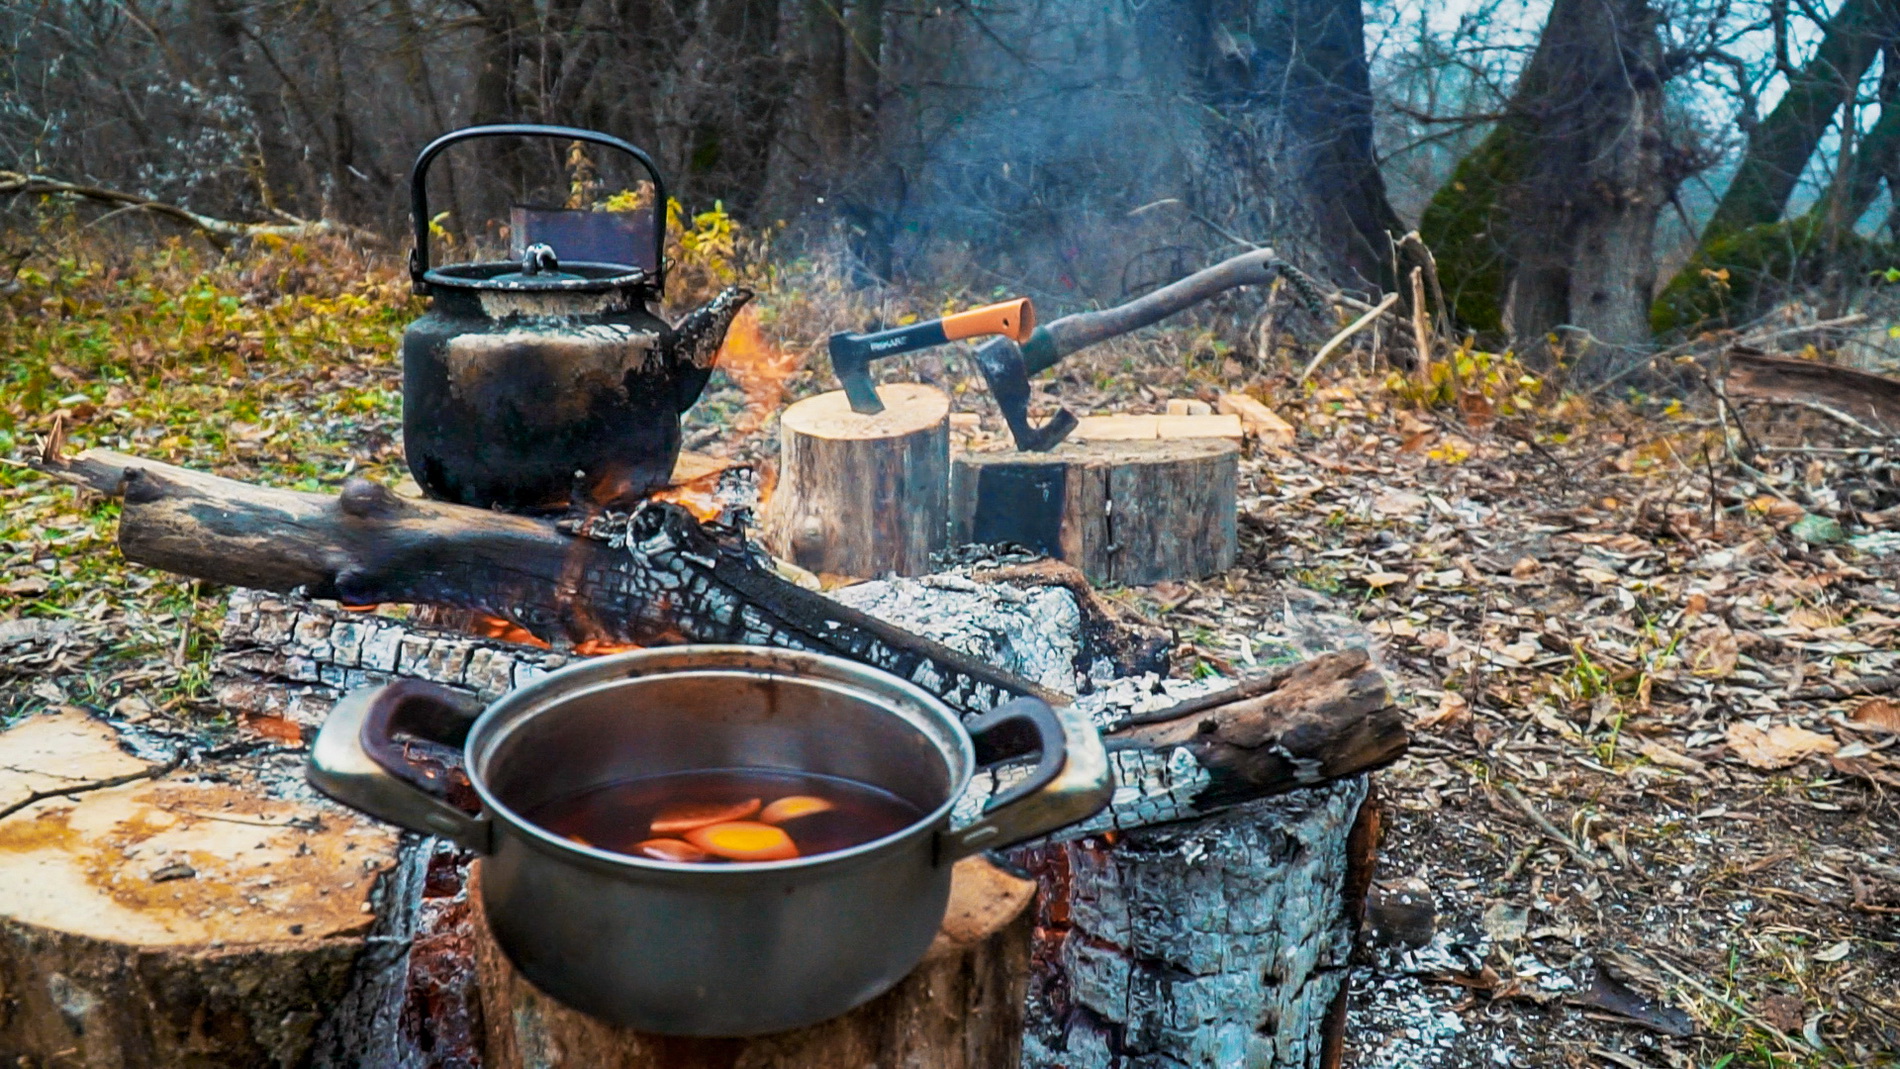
[1651,216,1895,336]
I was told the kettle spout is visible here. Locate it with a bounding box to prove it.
[672,285,756,371]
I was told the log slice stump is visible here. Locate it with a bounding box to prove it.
[951,439,1238,585]
[472,855,1034,1068]
[763,385,950,578]
[0,709,401,1067]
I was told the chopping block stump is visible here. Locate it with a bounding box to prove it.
[471,856,1036,1069]
[951,438,1238,586]
[761,384,950,578]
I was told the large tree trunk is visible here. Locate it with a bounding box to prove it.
[1422,0,1672,378]
[1137,0,1408,291]
[1702,0,1900,239]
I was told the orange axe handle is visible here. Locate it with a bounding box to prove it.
[940,298,1036,344]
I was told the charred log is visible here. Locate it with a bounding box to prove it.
[34,449,1407,835]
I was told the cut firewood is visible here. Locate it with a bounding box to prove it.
[0,708,401,1065]
[763,384,950,577]
[951,439,1238,585]
[1218,392,1298,448]
[1068,413,1243,441]
[472,856,1034,1068]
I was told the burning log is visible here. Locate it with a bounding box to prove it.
[34,449,1404,832]
[763,383,952,578]
[471,857,1036,1067]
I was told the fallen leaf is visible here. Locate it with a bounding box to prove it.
[1850,698,1900,733]
[1510,557,1541,579]
[1755,994,1806,1033]
[1415,690,1469,730]
[1573,961,1694,1037]
[1687,627,1739,678]
[1633,738,1706,774]
[1578,566,1621,585]
[1726,722,1839,769]
[1362,571,1409,590]
[1813,940,1852,963]
[1371,489,1429,517]
[1,576,51,596]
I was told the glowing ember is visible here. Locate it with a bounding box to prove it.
[470,614,551,649]
[572,638,643,657]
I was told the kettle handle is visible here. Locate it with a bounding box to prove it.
[409,124,669,295]
[938,697,1114,861]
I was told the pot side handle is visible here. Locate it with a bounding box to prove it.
[307,680,494,853]
[938,697,1114,861]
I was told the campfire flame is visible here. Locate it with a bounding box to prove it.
[715,304,799,437]
[650,468,727,522]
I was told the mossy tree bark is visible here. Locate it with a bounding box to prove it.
[1420,0,1674,378]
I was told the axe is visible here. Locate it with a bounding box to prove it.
[830,298,1036,414]
[970,248,1314,451]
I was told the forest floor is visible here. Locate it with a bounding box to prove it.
[2,229,1897,1068]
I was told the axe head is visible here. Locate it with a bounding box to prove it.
[828,332,886,414]
[973,338,1078,453]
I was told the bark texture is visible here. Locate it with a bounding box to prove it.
[951,440,1239,586]
[1421,0,1673,375]
[764,384,950,578]
[471,857,1034,1068]
[1016,777,1371,1069]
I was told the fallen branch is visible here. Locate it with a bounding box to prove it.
[1726,350,1900,436]
[1,171,379,251]
[1298,292,1400,383]
[1497,782,1610,872]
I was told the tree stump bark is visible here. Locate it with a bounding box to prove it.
[951,439,1238,585]
[763,384,950,578]
[471,855,1035,1068]
[0,708,402,1067]
[1015,777,1376,1069]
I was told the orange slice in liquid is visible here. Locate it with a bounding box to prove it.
[633,837,712,863]
[649,798,762,836]
[685,821,800,862]
[759,795,836,824]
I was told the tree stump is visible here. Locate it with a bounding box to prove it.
[763,384,950,578]
[0,708,401,1067]
[471,855,1035,1068]
[951,439,1238,585]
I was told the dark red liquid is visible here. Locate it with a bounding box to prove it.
[525,767,924,864]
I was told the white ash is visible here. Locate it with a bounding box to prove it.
[828,573,1086,694]
[831,571,1238,731]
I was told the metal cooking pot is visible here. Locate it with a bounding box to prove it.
[402,124,752,512]
[306,645,1112,1036]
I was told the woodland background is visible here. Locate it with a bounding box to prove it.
[10,0,1900,383]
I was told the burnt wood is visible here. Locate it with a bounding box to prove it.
[34,449,1407,827]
